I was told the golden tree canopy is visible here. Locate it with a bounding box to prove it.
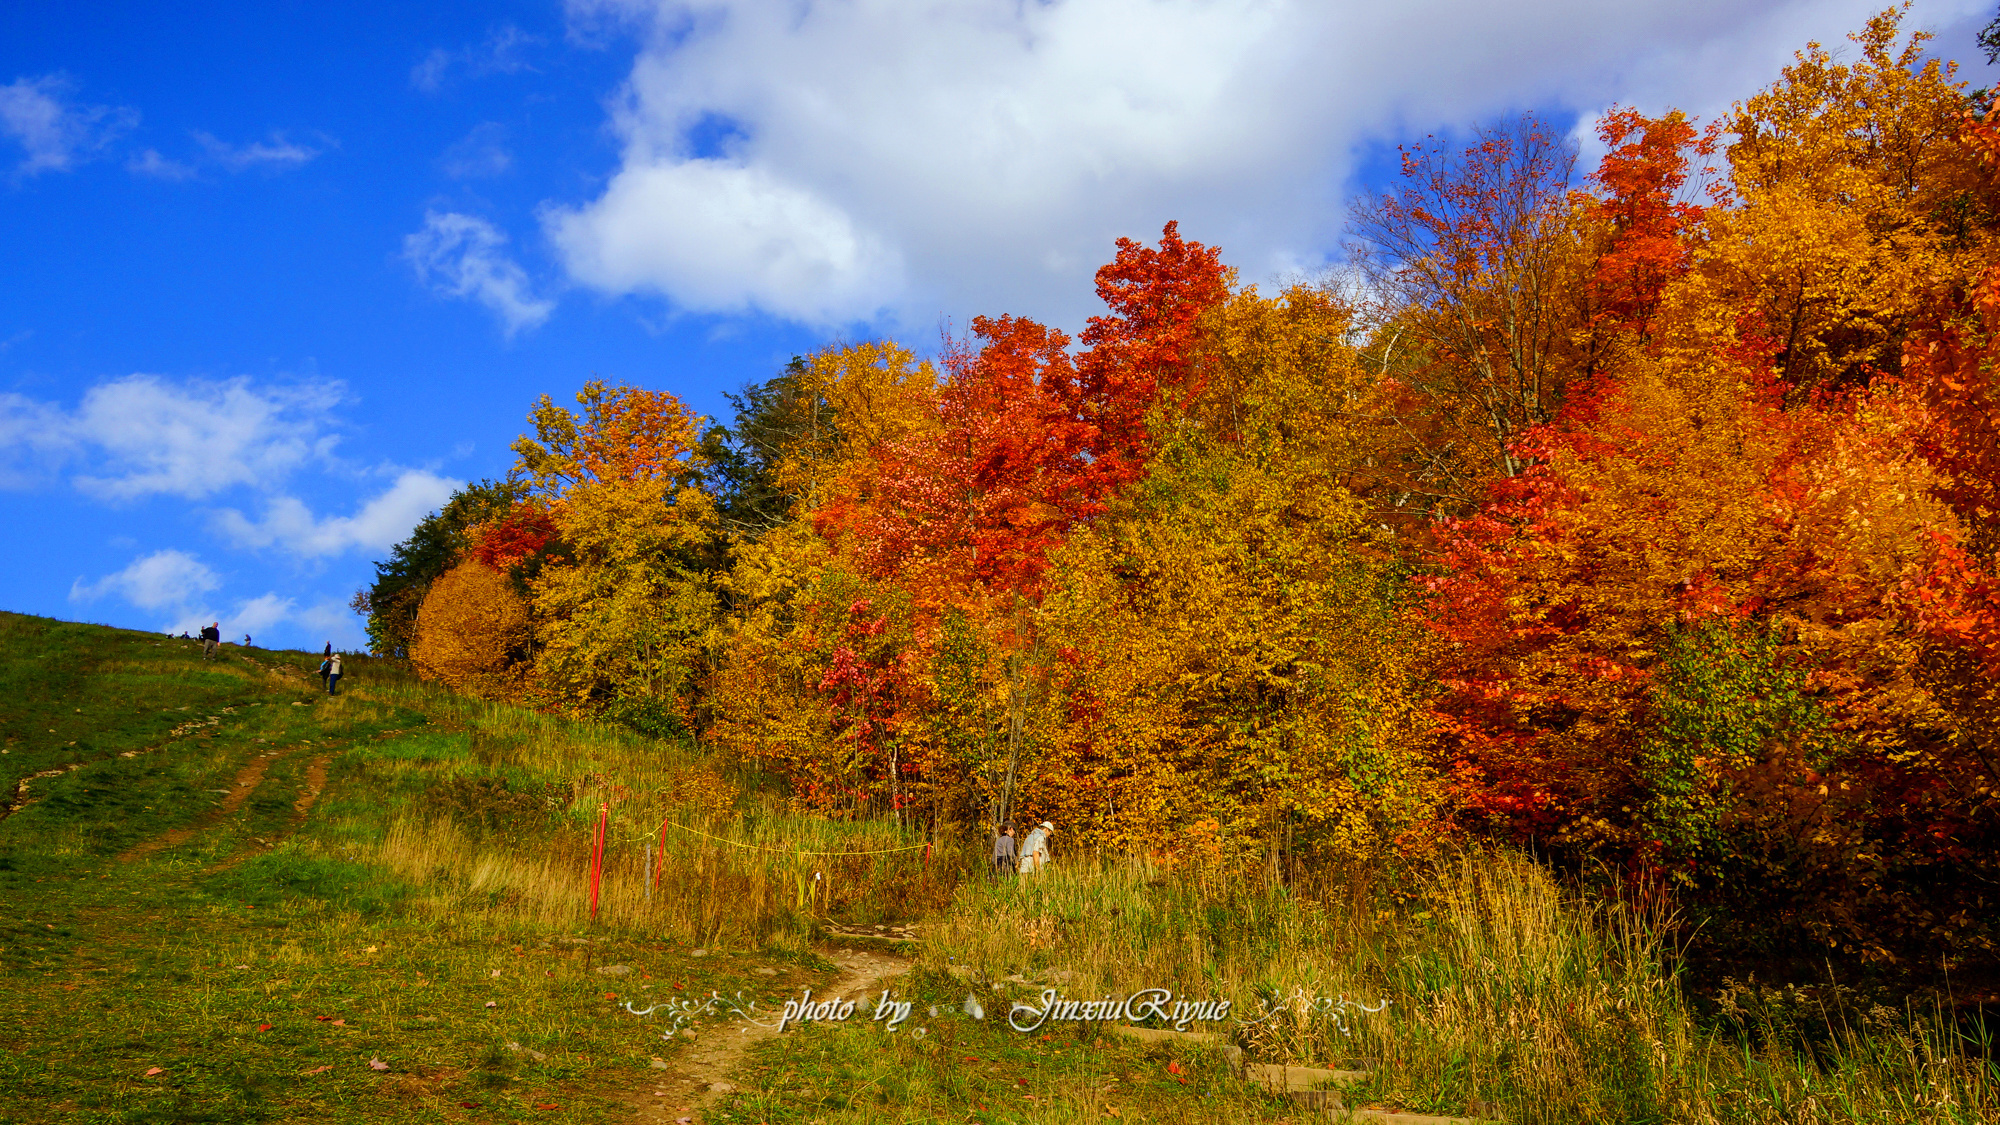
[411,561,531,692]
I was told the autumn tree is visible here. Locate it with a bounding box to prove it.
[511,381,722,732]
[708,343,942,816]
[1711,8,1990,392]
[1348,114,1590,505]
[1034,283,1440,861]
[1581,108,1715,342]
[359,479,524,657]
[1075,219,1233,467]
[410,559,532,695]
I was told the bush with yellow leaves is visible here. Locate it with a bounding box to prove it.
[411,560,531,696]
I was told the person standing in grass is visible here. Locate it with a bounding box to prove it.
[201,622,220,660]
[327,652,342,695]
[1018,821,1054,875]
[993,822,1017,878]
[317,654,332,691]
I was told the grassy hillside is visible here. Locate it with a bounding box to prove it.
[0,613,942,1124]
[2,612,1993,1125]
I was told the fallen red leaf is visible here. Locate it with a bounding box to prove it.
[1166,1061,1182,1075]
[604,992,617,1000]
[257,1023,273,1032]
[314,1015,331,1021]
[301,1065,332,1075]
[460,1102,477,1108]
[331,1019,347,1026]
[142,1067,164,1077]
[534,1104,559,1110]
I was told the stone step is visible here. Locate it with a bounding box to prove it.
[1242,1061,1371,1091]
[1346,1111,1494,1125]
[1107,1024,1499,1124]
[1107,1023,1242,1066]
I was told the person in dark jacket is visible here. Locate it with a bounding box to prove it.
[992,823,1017,877]
[201,622,221,660]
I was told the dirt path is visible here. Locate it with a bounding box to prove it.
[124,723,409,868]
[204,751,336,873]
[118,749,285,862]
[612,948,912,1124]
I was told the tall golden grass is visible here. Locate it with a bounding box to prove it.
[922,849,1999,1124]
[346,677,970,945]
[370,808,966,946]
[340,673,1996,1122]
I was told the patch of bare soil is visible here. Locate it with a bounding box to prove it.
[607,948,911,1124]
[203,751,336,873]
[118,749,284,863]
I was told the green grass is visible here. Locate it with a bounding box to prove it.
[0,612,926,1123]
[711,984,1281,1125]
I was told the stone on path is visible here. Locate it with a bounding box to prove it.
[1243,1061,1370,1092]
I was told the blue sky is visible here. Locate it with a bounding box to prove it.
[2,0,1994,651]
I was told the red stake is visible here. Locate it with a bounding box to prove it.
[589,803,607,922]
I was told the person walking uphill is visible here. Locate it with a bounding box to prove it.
[326,652,343,695]
[200,622,221,660]
[317,655,331,691]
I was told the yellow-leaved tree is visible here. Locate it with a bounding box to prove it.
[709,342,943,810]
[1030,285,1442,863]
[1711,8,1990,391]
[511,381,721,733]
[410,560,532,696]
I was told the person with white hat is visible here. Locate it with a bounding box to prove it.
[1018,821,1055,874]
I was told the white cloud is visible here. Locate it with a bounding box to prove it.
[296,597,368,648]
[85,375,339,500]
[69,549,370,645]
[412,24,539,92]
[550,0,1992,330]
[0,391,70,488]
[441,122,513,178]
[67,550,361,642]
[404,210,555,333]
[0,73,137,176]
[71,549,220,613]
[127,147,197,180]
[212,469,462,558]
[1,374,342,498]
[228,593,295,637]
[129,131,327,181]
[545,158,902,323]
[194,130,322,172]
